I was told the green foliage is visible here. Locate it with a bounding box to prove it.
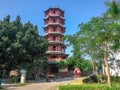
[97,75,104,83]
[96,60,103,70]
[0,15,48,69]
[10,76,17,83]
[66,57,92,72]
[64,1,120,86]
[64,34,81,59]
[57,60,67,69]
[105,0,120,18]
[59,84,120,90]
[111,76,120,83]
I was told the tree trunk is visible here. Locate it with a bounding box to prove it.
[104,41,111,87]
[92,59,95,74]
[92,59,98,75]
[102,60,106,75]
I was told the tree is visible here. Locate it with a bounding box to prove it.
[64,0,120,87]
[0,15,48,70]
[57,60,67,69]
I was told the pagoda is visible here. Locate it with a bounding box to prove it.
[43,7,68,76]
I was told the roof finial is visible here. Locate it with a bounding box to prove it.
[112,0,115,2]
[53,5,57,8]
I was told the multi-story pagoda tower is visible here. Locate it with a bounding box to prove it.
[43,7,68,75]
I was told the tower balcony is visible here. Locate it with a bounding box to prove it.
[46,50,65,54]
[45,14,64,19]
[47,58,62,62]
[49,40,64,44]
[48,59,57,62]
[45,23,64,27]
[45,32,64,36]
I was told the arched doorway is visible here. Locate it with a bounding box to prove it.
[50,65,59,74]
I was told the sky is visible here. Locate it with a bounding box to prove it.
[0,0,112,56]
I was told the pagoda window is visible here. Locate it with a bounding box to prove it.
[61,12,64,17]
[45,19,49,24]
[61,29,64,33]
[60,20,63,24]
[53,36,56,41]
[53,27,56,32]
[52,56,56,58]
[45,12,49,17]
[53,18,56,23]
[53,10,56,14]
[53,46,56,51]
[45,28,48,33]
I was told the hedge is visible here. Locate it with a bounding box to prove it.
[59,84,120,90]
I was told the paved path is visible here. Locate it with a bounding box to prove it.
[2,78,75,90]
[7,82,59,90]
[2,77,85,90]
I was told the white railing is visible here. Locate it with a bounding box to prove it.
[46,50,65,54]
[45,23,64,27]
[45,32,64,35]
[49,40,64,44]
[45,14,64,19]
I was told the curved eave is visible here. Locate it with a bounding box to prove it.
[44,23,65,28]
[44,7,64,13]
[44,32,64,36]
[47,61,58,64]
[44,16,65,20]
[44,40,66,47]
[46,51,65,54]
[48,42,66,47]
[46,41,66,48]
[46,51,68,57]
[43,27,66,33]
[43,26,66,31]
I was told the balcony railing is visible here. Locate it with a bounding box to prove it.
[46,50,65,54]
[45,23,64,27]
[48,58,62,62]
[49,40,64,44]
[45,14,64,19]
[45,32,64,36]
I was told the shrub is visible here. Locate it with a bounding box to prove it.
[10,76,16,83]
[10,76,20,83]
[83,74,98,83]
[59,84,120,90]
[83,74,107,83]
[111,76,120,83]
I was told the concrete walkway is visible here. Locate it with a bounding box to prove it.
[2,77,85,90]
[4,82,59,90]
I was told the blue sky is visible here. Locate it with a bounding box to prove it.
[0,0,111,55]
